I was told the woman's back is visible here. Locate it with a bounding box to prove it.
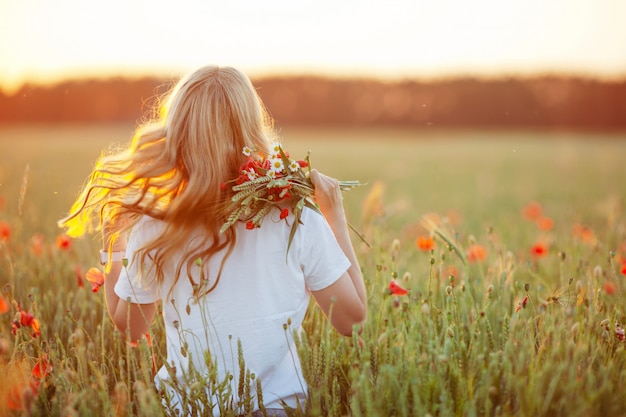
[115,208,350,413]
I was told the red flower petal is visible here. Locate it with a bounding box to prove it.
[32,354,52,379]
[55,234,72,251]
[604,281,617,295]
[530,242,548,257]
[20,311,34,327]
[280,208,289,220]
[0,293,9,314]
[389,279,409,296]
[416,235,435,251]
[85,267,105,286]
[467,244,487,262]
[0,220,10,241]
[522,201,542,221]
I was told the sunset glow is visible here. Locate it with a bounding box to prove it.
[1,0,625,93]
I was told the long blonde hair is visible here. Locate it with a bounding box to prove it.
[59,65,275,296]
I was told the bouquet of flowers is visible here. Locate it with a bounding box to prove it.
[220,142,365,254]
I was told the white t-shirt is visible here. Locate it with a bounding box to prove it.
[115,207,350,415]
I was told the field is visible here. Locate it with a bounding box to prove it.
[1,124,626,416]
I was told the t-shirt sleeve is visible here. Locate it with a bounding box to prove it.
[114,217,161,304]
[300,208,352,291]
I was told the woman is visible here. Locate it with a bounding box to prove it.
[59,65,367,416]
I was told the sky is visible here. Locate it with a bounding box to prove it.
[1,0,625,93]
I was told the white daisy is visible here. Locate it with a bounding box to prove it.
[270,142,282,154]
[245,168,257,181]
[289,160,300,172]
[242,146,252,156]
[270,158,284,174]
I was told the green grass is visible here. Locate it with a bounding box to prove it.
[0,124,625,416]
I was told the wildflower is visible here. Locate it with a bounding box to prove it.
[30,318,40,338]
[85,267,105,293]
[389,279,409,296]
[0,220,10,242]
[515,295,529,312]
[522,201,542,221]
[279,208,289,220]
[604,281,617,295]
[75,266,85,288]
[222,144,363,257]
[441,265,458,279]
[0,293,9,314]
[530,242,548,258]
[572,224,596,245]
[270,158,284,174]
[621,261,626,276]
[270,142,282,153]
[55,234,72,251]
[466,244,487,263]
[289,160,300,172]
[536,216,554,231]
[31,234,44,256]
[13,308,40,338]
[616,324,625,341]
[20,311,35,327]
[416,235,435,251]
[32,354,52,380]
[7,382,37,412]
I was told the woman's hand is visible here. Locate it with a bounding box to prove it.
[310,169,346,222]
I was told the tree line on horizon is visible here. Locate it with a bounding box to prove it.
[1,74,625,130]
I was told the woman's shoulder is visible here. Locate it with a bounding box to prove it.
[131,214,166,238]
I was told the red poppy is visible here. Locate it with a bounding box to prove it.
[7,383,36,411]
[604,281,617,295]
[0,220,10,242]
[246,221,256,230]
[55,234,72,251]
[416,235,435,251]
[20,311,35,327]
[85,267,105,293]
[30,319,40,338]
[522,201,542,221]
[515,295,529,312]
[0,293,9,314]
[31,234,44,256]
[621,261,626,276]
[466,244,487,263]
[572,224,596,245]
[14,309,40,338]
[32,354,52,380]
[536,216,554,231]
[279,208,289,220]
[297,160,309,168]
[75,266,85,288]
[530,242,548,258]
[389,279,409,296]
